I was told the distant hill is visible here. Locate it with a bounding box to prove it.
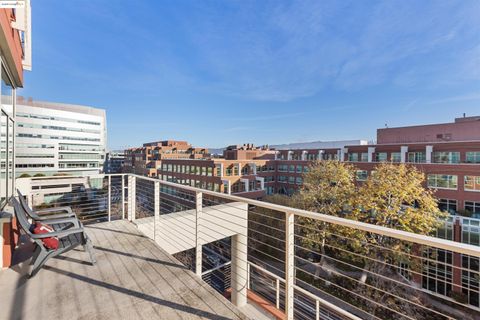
[208,148,225,155]
[271,139,368,150]
[208,139,368,155]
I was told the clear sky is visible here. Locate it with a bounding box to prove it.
[19,0,480,150]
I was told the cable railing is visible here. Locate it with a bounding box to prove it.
[18,173,480,320]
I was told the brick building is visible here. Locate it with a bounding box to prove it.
[159,144,277,199]
[123,140,208,177]
[127,118,480,306]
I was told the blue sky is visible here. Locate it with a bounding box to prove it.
[20,0,480,150]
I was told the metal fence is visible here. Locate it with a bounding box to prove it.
[19,173,480,320]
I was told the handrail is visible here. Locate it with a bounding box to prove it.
[124,173,480,258]
[23,173,480,257]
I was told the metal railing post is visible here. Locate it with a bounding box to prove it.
[154,181,160,243]
[276,278,280,309]
[247,263,251,290]
[195,191,202,276]
[121,174,125,220]
[285,211,295,320]
[316,299,320,320]
[107,175,111,221]
[127,175,136,221]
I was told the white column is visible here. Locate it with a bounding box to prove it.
[336,149,341,161]
[219,163,224,176]
[285,211,295,320]
[368,147,376,163]
[240,178,249,192]
[154,181,160,243]
[301,150,308,161]
[318,150,324,161]
[275,151,279,160]
[256,176,265,190]
[400,146,408,163]
[251,163,257,175]
[426,145,433,163]
[231,202,248,308]
[195,191,202,276]
[340,148,348,162]
[237,163,242,175]
[288,150,293,160]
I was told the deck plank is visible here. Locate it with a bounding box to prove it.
[0,220,248,320]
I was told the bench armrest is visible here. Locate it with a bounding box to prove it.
[37,217,81,229]
[31,227,84,239]
[36,206,74,215]
[35,212,76,220]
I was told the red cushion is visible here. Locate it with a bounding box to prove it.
[32,222,59,250]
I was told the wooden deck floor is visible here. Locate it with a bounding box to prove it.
[0,220,248,320]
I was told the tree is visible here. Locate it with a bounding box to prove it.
[265,161,450,318]
[295,160,358,276]
[18,173,31,178]
[347,163,447,318]
[33,173,46,177]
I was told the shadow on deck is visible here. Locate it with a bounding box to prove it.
[0,220,248,320]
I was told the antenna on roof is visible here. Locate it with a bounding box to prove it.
[463,113,466,118]
[385,123,388,128]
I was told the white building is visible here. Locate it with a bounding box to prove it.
[15,98,107,177]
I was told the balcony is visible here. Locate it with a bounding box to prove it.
[5,174,480,319]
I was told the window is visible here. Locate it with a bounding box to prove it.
[433,152,460,164]
[408,152,426,163]
[303,166,309,173]
[391,152,401,163]
[278,164,288,172]
[289,165,295,172]
[348,153,358,162]
[466,152,480,164]
[288,176,295,184]
[296,177,303,185]
[264,175,275,182]
[438,199,457,215]
[360,153,368,162]
[1,67,13,116]
[374,152,387,162]
[233,165,239,175]
[465,176,480,192]
[296,165,302,173]
[427,174,458,189]
[216,166,221,176]
[356,170,368,181]
[465,202,480,217]
[278,176,287,183]
[266,186,275,195]
[226,167,232,176]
